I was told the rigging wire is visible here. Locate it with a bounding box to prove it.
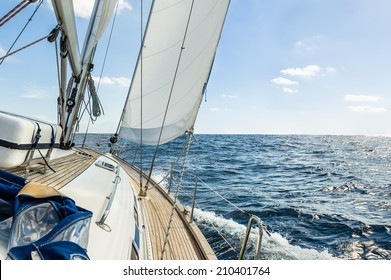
[80,1,120,150]
[174,174,299,260]
[160,132,192,259]
[0,0,43,66]
[186,196,239,255]
[139,0,144,194]
[153,139,189,187]
[144,0,196,193]
[96,1,119,94]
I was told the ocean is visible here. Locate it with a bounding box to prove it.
[75,134,391,260]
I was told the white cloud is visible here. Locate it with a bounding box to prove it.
[209,108,220,112]
[324,66,336,74]
[281,65,321,77]
[280,65,336,78]
[283,87,299,94]
[345,94,380,102]
[72,1,93,19]
[294,41,313,52]
[271,77,299,86]
[348,106,387,113]
[294,36,324,52]
[72,0,132,19]
[118,0,132,12]
[21,89,47,99]
[0,47,5,56]
[93,76,131,87]
[221,94,237,99]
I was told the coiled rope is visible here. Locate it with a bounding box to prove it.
[87,74,103,118]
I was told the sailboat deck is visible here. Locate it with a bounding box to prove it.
[5,149,99,189]
[5,148,216,260]
[116,157,217,260]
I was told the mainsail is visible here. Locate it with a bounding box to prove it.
[119,0,230,145]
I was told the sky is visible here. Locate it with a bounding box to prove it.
[1,0,391,136]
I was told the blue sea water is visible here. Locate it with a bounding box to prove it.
[76,134,391,260]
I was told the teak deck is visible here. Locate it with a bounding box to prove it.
[6,148,216,260]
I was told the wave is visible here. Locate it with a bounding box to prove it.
[193,208,337,260]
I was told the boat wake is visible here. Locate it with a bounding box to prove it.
[193,208,337,260]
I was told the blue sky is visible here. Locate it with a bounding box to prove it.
[1,0,391,136]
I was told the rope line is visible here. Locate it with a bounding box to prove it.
[194,178,301,259]
[0,0,43,66]
[197,176,251,216]
[138,0,144,193]
[96,1,119,94]
[143,0,196,194]
[146,138,189,189]
[54,39,63,125]
[0,33,50,61]
[0,0,31,27]
[182,196,239,255]
[160,132,192,259]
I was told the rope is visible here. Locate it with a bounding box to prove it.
[87,74,103,118]
[54,39,63,125]
[179,174,301,259]
[79,0,118,128]
[96,1,119,94]
[144,0,196,194]
[146,136,190,189]
[139,0,144,193]
[197,176,251,217]
[0,34,50,61]
[77,73,104,132]
[160,132,192,259]
[183,196,239,255]
[0,0,43,66]
[0,0,31,27]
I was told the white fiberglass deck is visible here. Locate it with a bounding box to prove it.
[5,147,216,260]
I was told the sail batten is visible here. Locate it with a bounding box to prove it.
[119,0,230,145]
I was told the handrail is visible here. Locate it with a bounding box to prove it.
[238,215,264,260]
[96,165,121,232]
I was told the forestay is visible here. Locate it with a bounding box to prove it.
[120,0,230,145]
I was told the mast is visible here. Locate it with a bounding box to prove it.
[51,0,82,76]
[55,0,118,146]
[50,0,82,134]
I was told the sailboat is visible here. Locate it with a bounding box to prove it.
[0,0,254,260]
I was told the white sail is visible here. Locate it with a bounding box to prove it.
[81,0,119,63]
[120,0,230,145]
